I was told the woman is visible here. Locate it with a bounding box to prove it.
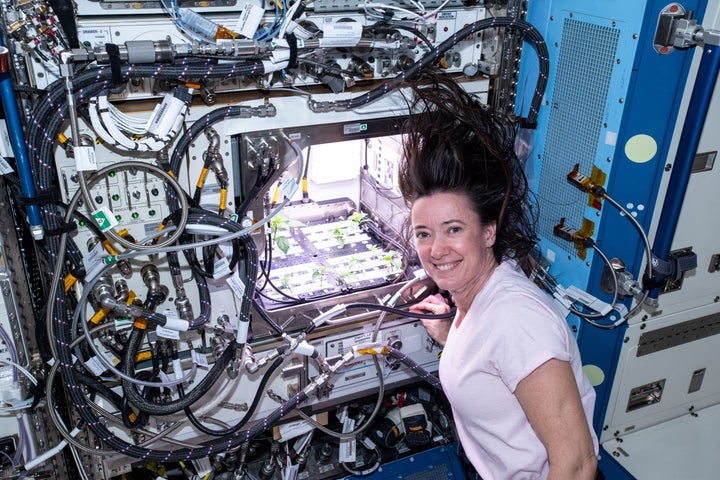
[399,74,598,479]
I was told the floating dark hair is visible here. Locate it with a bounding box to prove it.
[398,72,538,272]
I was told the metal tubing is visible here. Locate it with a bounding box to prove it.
[0,46,44,239]
[649,44,720,298]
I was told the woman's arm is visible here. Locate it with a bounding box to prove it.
[515,359,597,480]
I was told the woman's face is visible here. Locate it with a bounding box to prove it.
[411,191,497,301]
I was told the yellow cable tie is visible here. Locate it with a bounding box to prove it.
[133,318,148,330]
[89,307,111,325]
[219,188,227,210]
[196,167,209,189]
[271,186,281,205]
[64,273,77,293]
[102,240,119,256]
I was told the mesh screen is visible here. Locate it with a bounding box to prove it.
[404,463,451,480]
[537,18,620,254]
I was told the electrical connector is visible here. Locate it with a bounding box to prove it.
[553,218,594,247]
[553,218,596,261]
[567,163,606,196]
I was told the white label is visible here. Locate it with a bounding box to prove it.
[292,23,314,40]
[74,145,98,171]
[156,325,180,340]
[0,120,13,158]
[213,257,232,279]
[172,358,184,381]
[605,130,618,146]
[114,318,133,330]
[278,417,316,442]
[82,240,104,276]
[339,416,356,462]
[102,350,120,366]
[283,464,300,480]
[280,176,298,199]
[226,273,246,300]
[85,355,107,376]
[236,3,264,38]
[91,207,119,232]
[319,19,362,47]
[0,157,13,175]
[191,350,209,368]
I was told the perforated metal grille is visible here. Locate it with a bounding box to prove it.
[404,463,451,480]
[537,19,620,253]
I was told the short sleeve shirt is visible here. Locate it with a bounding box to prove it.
[438,261,598,479]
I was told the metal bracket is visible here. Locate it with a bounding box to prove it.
[654,3,700,53]
[654,3,720,53]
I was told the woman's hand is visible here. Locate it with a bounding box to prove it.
[409,293,452,346]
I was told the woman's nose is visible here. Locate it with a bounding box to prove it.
[430,236,449,258]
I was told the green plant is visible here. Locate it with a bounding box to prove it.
[312,266,327,287]
[333,227,346,248]
[348,211,367,231]
[338,257,360,285]
[269,214,304,254]
[381,250,403,272]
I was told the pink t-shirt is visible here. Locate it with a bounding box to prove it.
[438,261,598,479]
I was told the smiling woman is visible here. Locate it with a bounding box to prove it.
[411,191,497,324]
[399,72,600,480]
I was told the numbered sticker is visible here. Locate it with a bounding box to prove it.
[92,207,119,232]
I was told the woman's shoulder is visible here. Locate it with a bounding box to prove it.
[476,261,565,319]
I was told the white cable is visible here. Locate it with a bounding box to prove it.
[0,359,38,386]
[278,0,304,38]
[363,2,428,23]
[24,426,81,471]
[91,94,187,152]
[88,97,121,147]
[97,96,139,150]
[423,0,451,18]
[403,0,426,14]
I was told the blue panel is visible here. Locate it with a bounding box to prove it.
[598,447,636,480]
[585,0,707,433]
[522,0,708,455]
[343,443,467,480]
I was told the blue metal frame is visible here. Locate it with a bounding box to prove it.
[522,1,707,478]
[648,43,720,299]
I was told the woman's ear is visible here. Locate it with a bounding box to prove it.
[484,221,497,248]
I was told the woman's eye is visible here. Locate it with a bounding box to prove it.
[449,226,461,234]
[416,232,429,239]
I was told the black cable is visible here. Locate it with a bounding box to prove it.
[120,326,237,416]
[346,302,455,319]
[182,354,285,436]
[121,370,154,429]
[317,17,549,127]
[251,298,285,335]
[386,347,441,389]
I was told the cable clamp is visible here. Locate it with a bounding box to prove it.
[45,221,78,237]
[649,250,698,283]
[562,285,612,316]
